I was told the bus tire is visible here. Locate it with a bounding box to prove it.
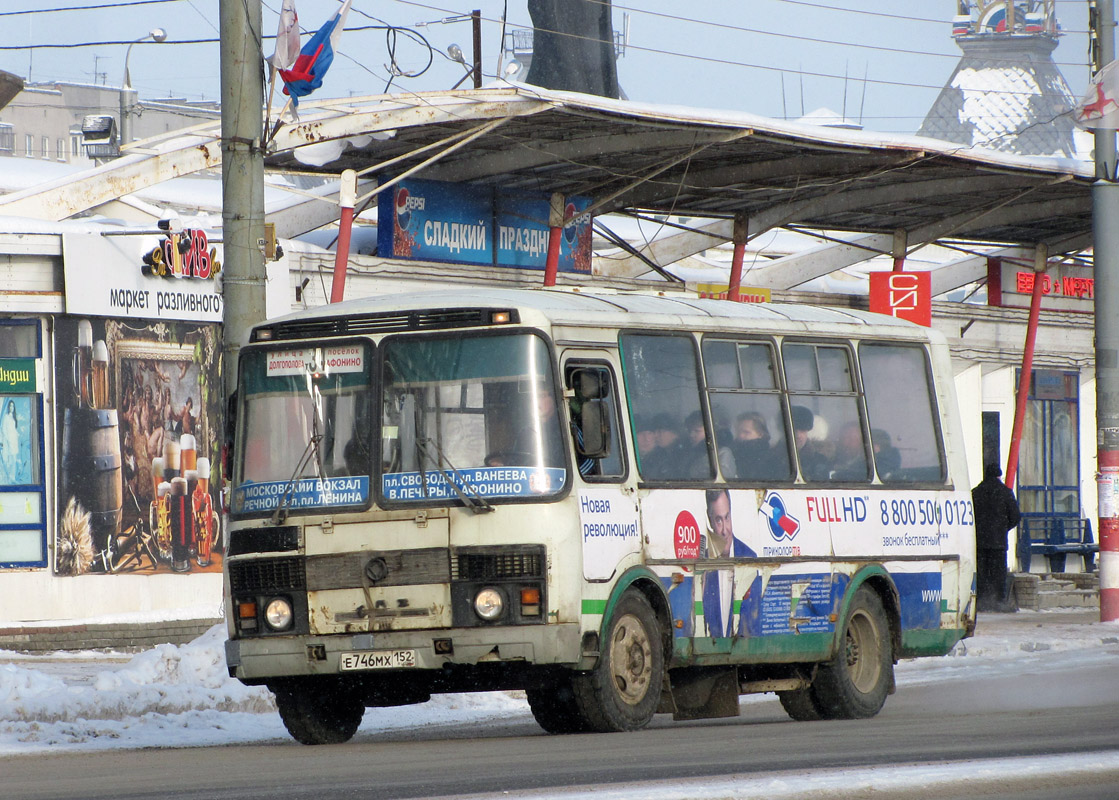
[273,684,364,745]
[572,590,664,732]
[526,677,591,734]
[811,585,893,720]
[777,687,825,721]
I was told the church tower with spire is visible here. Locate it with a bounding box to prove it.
[917,1,1078,157]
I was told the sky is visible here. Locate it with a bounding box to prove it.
[0,1,1098,137]
[1,608,1118,799]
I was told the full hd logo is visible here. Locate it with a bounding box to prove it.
[759,491,800,542]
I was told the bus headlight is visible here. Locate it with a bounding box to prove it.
[473,587,505,621]
[264,597,294,631]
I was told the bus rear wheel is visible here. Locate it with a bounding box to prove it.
[273,682,365,745]
[572,590,664,733]
[811,586,893,720]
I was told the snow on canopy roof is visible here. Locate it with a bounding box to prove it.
[261,84,1092,252]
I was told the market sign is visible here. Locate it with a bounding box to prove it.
[62,232,223,323]
[378,177,592,272]
[869,271,931,326]
[987,257,1094,313]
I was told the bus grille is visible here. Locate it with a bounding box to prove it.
[257,308,518,341]
[229,557,306,594]
[452,547,545,581]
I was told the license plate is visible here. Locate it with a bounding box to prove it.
[339,649,417,671]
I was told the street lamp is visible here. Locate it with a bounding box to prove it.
[119,27,168,147]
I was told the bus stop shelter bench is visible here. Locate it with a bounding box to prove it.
[1016,516,1097,573]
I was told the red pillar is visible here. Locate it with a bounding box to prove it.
[892,229,907,272]
[330,169,357,304]
[1098,451,1119,620]
[543,193,563,287]
[727,214,748,302]
[1005,251,1046,488]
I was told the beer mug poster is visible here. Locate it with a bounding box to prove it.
[53,316,223,577]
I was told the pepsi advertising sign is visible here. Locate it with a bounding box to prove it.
[377,177,592,272]
[495,190,592,273]
[378,178,493,266]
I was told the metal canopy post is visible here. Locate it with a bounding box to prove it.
[330,170,357,303]
[1005,243,1047,489]
[727,214,748,301]
[543,193,563,287]
[1092,0,1119,622]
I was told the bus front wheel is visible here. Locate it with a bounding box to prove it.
[573,590,664,732]
[273,683,365,745]
[811,586,893,720]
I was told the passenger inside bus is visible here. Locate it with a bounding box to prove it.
[732,411,773,480]
[792,405,831,481]
[830,421,869,481]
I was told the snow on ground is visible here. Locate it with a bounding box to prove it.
[1,609,1118,798]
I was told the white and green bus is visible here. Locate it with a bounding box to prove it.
[223,287,976,744]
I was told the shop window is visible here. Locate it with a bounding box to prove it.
[0,321,46,567]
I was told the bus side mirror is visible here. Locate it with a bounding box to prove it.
[573,368,606,400]
[578,398,610,458]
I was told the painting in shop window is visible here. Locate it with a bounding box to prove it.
[54,317,222,576]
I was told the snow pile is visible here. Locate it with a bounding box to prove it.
[0,623,528,754]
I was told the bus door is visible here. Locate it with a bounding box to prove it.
[560,352,641,585]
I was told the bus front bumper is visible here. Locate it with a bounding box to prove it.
[225,623,584,682]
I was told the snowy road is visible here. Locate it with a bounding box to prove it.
[2,610,1118,799]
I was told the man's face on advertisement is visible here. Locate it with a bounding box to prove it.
[708,491,733,556]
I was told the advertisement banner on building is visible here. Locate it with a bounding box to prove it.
[869,271,931,326]
[987,258,1094,313]
[377,178,494,266]
[61,231,223,323]
[377,177,593,272]
[494,190,592,273]
[52,316,223,577]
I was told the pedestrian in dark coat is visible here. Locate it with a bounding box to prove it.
[972,463,1021,612]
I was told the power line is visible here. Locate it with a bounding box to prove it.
[1,0,183,17]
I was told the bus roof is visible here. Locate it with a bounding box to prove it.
[259,287,940,342]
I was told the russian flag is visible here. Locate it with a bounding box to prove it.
[279,0,351,106]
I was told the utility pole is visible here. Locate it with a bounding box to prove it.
[1091,0,1119,622]
[219,0,267,398]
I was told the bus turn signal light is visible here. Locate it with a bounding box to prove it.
[520,587,541,616]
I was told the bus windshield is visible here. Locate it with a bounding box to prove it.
[233,343,373,518]
[380,332,567,504]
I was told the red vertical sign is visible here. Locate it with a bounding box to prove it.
[869,271,931,326]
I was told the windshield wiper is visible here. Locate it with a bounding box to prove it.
[416,436,493,515]
[270,432,324,525]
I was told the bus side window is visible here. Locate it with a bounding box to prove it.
[620,333,713,482]
[701,338,792,482]
[783,342,871,484]
[858,343,945,483]
[566,363,626,481]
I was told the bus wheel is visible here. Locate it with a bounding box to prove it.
[273,683,364,745]
[573,590,664,732]
[777,687,824,721]
[812,586,893,720]
[526,676,591,734]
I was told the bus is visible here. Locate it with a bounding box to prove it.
[223,287,976,744]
